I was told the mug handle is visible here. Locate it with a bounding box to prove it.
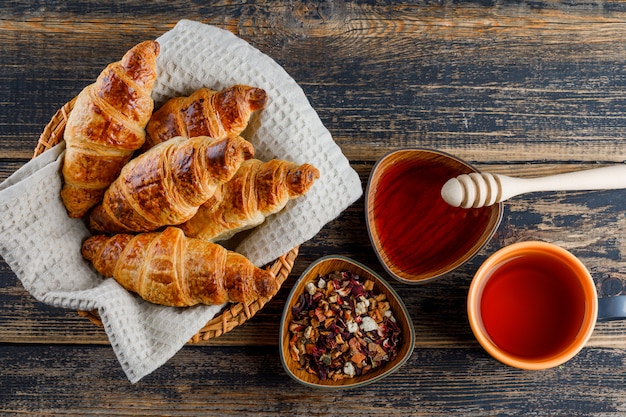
[598,296,626,321]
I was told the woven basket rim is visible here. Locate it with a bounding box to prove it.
[36,98,298,344]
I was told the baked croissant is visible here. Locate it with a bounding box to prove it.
[89,135,254,234]
[82,227,278,307]
[144,85,268,149]
[181,159,320,242]
[61,40,160,218]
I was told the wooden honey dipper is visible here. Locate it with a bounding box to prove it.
[441,164,626,208]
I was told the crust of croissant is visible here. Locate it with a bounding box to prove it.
[144,85,268,149]
[181,159,320,242]
[89,135,254,234]
[81,227,278,307]
[61,40,160,218]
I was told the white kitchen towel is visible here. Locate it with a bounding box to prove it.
[0,20,362,384]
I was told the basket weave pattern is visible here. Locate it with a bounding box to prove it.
[35,100,298,343]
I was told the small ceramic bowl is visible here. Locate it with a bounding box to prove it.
[365,148,503,284]
[279,255,415,389]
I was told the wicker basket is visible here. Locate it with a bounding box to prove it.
[34,99,299,344]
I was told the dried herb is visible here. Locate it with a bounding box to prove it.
[288,270,402,381]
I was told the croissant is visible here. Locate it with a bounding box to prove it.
[89,135,254,234]
[61,40,160,218]
[181,159,320,242]
[144,85,268,149]
[82,227,278,307]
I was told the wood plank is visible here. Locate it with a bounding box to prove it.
[1,4,626,162]
[2,344,626,415]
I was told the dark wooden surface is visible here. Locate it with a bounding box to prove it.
[3,1,626,415]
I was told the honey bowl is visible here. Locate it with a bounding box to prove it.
[365,148,503,284]
[279,255,415,389]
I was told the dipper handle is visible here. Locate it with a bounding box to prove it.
[441,164,626,208]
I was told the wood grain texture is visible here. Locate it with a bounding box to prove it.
[2,345,626,416]
[3,0,626,415]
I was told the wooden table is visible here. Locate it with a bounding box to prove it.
[3,1,626,415]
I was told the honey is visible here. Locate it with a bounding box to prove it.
[370,155,496,280]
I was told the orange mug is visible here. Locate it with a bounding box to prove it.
[467,241,598,370]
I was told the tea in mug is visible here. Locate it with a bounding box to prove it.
[480,251,587,360]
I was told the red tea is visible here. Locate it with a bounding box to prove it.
[371,156,497,279]
[480,251,587,360]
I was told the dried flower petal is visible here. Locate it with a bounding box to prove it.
[288,270,402,381]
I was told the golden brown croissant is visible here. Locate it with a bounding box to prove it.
[82,227,278,307]
[61,40,160,218]
[181,159,320,242]
[144,85,268,149]
[89,135,254,234]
